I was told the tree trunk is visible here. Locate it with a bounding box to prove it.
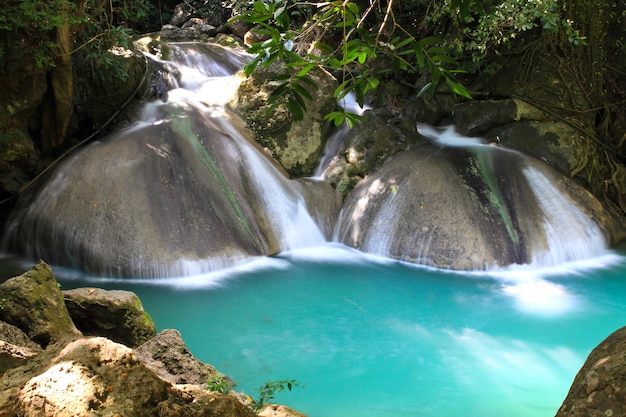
[40,1,74,154]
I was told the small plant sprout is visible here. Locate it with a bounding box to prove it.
[253,379,302,412]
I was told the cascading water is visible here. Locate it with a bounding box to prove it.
[335,122,610,269]
[2,39,626,417]
[144,43,329,250]
[2,42,328,277]
[521,163,608,265]
[313,94,369,179]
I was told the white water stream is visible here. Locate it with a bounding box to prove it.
[1,40,624,417]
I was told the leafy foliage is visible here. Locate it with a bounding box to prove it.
[0,0,81,68]
[231,0,472,126]
[72,0,156,84]
[206,375,233,394]
[252,379,302,411]
[425,0,587,72]
[232,0,594,124]
[0,0,154,79]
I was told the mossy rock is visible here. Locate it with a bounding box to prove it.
[63,288,157,348]
[233,61,337,177]
[0,261,81,347]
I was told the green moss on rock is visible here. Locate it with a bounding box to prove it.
[0,261,81,347]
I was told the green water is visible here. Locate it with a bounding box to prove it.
[55,244,626,417]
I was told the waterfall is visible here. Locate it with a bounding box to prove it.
[419,125,609,267]
[2,41,614,277]
[313,94,369,178]
[2,42,328,278]
[139,42,329,253]
[522,164,607,265]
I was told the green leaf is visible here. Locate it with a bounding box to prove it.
[268,82,289,103]
[243,58,259,77]
[291,89,307,110]
[292,81,313,101]
[367,77,379,89]
[419,36,442,47]
[416,82,432,98]
[431,55,460,66]
[298,75,318,89]
[284,50,306,65]
[443,72,473,99]
[273,5,286,20]
[334,80,353,101]
[296,63,316,77]
[273,73,292,81]
[413,46,425,68]
[314,41,335,54]
[324,111,345,127]
[345,112,365,128]
[253,1,268,14]
[425,47,449,56]
[286,98,304,120]
[393,36,416,50]
[346,2,360,16]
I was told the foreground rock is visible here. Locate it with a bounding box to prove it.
[136,329,225,386]
[64,287,156,348]
[556,326,626,417]
[0,262,81,347]
[6,336,256,417]
[0,262,297,416]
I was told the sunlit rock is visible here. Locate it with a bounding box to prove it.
[259,404,308,417]
[0,341,41,375]
[315,106,418,198]
[16,336,256,417]
[135,329,225,386]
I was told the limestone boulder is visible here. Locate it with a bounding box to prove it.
[555,326,626,417]
[452,98,584,176]
[136,329,226,386]
[0,322,41,373]
[0,321,41,350]
[259,404,308,417]
[63,288,156,348]
[0,130,39,198]
[318,107,418,198]
[0,261,81,347]
[295,178,342,240]
[233,61,337,177]
[0,341,41,376]
[13,336,256,417]
[337,142,617,269]
[3,106,286,278]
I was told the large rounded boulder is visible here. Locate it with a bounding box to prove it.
[336,140,617,270]
[2,102,331,278]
